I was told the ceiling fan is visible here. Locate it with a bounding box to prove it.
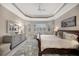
[37,3,46,12]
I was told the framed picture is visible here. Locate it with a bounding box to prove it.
[13,24,19,33]
[6,20,19,34]
[61,16,76,27]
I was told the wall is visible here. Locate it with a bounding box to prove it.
[54,4,79,30]
[24,21,55,37]
[0,5,25,42]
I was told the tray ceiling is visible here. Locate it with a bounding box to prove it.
[13,3,64,18]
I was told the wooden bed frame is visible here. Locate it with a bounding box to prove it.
[36,30,79,56]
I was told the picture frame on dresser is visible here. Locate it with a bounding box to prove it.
[61,16,76,27]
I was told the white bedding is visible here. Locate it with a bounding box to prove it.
[40,35,79,51]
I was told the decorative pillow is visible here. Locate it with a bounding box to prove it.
[63,32,78,40]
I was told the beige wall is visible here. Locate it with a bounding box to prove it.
[0,5,25,42]
[55,4,79,30]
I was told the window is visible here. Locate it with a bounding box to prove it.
[34,24,46,33]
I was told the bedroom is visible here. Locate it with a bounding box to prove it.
[0,3,79,56]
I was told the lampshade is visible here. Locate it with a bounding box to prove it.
[54,27,59,32]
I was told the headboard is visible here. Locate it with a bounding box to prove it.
[57,30,79,42]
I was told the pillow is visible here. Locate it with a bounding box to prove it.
[56,31,64,39]
[63,32,78,40]
[72,34,78,40]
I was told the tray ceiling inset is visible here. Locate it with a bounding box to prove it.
[13,3,65,18]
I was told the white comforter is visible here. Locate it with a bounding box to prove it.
[40,35,79,51]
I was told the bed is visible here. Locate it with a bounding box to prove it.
[36,30,79,56]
